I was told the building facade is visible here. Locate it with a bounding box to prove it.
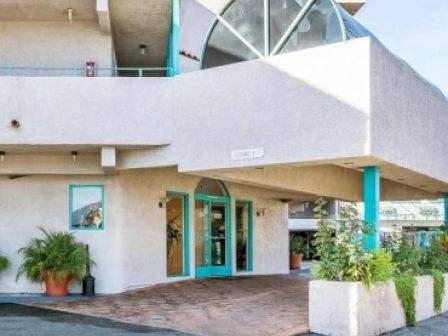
[1,0,447,294]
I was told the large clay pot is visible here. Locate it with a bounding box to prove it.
[45,273,69,296]
[290,253,303,270]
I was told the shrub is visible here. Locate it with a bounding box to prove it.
[313,198,394,289]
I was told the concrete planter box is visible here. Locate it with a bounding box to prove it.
[309,274,448,336]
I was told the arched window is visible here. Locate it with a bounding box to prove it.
[195,178,229,197]
[202,0,347,69]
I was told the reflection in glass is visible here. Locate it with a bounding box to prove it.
[211,203,226,266]
[195,200,210,267]
[236,202,250,271]
[279,0,343,54]
[70,185,104,230]
[167,195,185,276]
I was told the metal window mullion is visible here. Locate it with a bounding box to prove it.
[216,15,264,59]
[264,0,270,56]
[270,0,317,56]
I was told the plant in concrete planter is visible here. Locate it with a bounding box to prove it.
[290,235,308,270]
[0,253,10,273]
[313,198,394,288]
[16,228,94,296]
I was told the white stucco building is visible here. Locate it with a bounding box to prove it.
[0,0,447,294]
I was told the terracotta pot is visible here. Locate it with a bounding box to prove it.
[45,273,69,296]
[442,242,448,252]
[290,253,303,270]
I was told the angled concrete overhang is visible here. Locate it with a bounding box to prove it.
[1,37,447,200]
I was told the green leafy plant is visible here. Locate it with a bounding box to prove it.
[421,235,448,272]
[16,227,94,282]
[0,253,10,273]
[429,269,445,313]
[313,198,394,289]
[394,274,417,327]
[389,234,423,276]
[290,235,308,255]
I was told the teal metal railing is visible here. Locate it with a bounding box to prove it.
[0,66,173,77]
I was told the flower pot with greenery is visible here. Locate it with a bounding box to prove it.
[16,228,94,296]
[290,235,308,270]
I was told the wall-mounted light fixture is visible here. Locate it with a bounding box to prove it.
[71,151,78,164]
[68,8,74,22]
[139,44,147,55]
[159,197,172,208]
[0,151,5,163]
[256,208,266,217]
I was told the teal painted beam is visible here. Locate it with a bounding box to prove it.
[168,0,180,77]
[364,166,380,250]
[444,193,448,229]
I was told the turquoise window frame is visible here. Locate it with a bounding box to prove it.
[235,200,253,272]
[167,191,190,277]
[69,184,105,231]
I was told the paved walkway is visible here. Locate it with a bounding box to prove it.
[32,275,310,336]
[0,303,191,336]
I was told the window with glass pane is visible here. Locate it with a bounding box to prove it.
[236,201,252,271]
[167,194,186,276]
[202,0,345,69]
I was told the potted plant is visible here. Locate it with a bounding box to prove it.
[290,235,307,270]
[0,252,10,274]
[16,228,94,296]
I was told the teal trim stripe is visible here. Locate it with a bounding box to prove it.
[247,201,254,272]
[167,0,180,77]
[167,191,190,277]
[444,193,448,229]
[236,200,254,272]
[363,166,380,250]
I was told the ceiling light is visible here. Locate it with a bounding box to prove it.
[68,8,73,22]
[139,44,147,55]
[71,151,78,164]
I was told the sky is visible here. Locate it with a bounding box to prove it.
[355,0,448,97]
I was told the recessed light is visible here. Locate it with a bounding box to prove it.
[139,44,147,55]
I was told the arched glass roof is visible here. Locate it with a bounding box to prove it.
[202,0,373,69]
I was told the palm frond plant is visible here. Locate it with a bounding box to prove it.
[0,253,10,273]
[16,227,94,296]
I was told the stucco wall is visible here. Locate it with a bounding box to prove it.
[370,41,448,184]
[0,168,288,294]
[0,21,113,73]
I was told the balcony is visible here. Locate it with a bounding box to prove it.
[0,66,173,78]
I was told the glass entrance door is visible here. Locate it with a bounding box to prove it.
[195,197,231,277]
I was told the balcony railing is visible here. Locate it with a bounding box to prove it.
[0,66,174,77]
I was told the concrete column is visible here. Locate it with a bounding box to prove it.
[364,166,380,250]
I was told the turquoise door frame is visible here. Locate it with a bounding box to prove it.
[364,166,380,250]
[194,193,232,277]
